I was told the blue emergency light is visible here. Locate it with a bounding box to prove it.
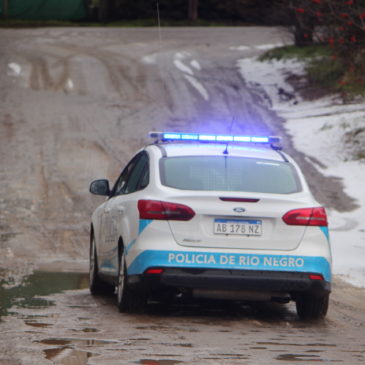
[149,131,281,147]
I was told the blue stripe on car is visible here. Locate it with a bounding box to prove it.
[125,219,153,254]
[319,226,330,241]
[127,250,332,282]
[139,219,153,234]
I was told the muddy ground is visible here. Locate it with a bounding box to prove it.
[0,27,364,364]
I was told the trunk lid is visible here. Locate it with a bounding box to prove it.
[167,194,308,251]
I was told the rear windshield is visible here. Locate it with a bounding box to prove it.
[160,156,301,194]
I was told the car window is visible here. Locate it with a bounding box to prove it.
[111,159,137,197]
[160,156,301,194]
[110,153,141,197]
[138,164,149,190]
[123,153,149,194]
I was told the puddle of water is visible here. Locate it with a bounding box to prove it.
[25,321,52,328]
[40,339,72,346]
[276,353,323,361]
[81,327,99,333]
[215,354,249,360]
[250,347,267,350]
[37,338,117,347]
[0,271,89,318]
[36,337,117,364]
[71,327,100,334]
[44,346,93,364]
[176,343,192,348]
[258,341,336,348]
[138,361,183,365]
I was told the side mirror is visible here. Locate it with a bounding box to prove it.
[89,179,110,196]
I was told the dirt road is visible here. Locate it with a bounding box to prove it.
[0,27,364,364]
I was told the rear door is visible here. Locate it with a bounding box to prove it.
[99,152,149,275]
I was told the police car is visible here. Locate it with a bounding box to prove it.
[89,131,332,320]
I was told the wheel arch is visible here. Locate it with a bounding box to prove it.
[90,223,94,241]
[118,236,125,262]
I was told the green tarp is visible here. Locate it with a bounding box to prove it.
[0,0,87,20]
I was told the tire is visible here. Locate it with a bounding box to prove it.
[117,248,146,313]
[296,293,329,320]
[89,234,115,295]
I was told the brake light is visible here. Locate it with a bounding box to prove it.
[145,268,164,275]
[138,200,195,221]
[309,274,324,281]
[282,207,328,226]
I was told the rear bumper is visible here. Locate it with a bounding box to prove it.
[127,250,332,282]
[128,268,331,299]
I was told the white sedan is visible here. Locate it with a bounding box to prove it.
[89,132,332,320]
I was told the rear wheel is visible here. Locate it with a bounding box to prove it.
[89,234,114,295]
[117,248,146,313]
[296,293,329,320]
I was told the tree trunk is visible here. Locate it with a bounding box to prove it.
[188,0,198,21]
[294,26,313,46]
[99,0,114,22]
[3,0,9,18]
[294,16,314,46]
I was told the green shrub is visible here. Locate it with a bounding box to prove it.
[260,45,365,97]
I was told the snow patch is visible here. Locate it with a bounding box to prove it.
[190,60,201,70]
[230,45,251,51]
[184,75,209,101]
[174,59,194,75]
[254,43,285,50]
[8,63,22,76]
[174,51,191,60]
[238,55,365,287]
[66,78,74,91]
[173,52,208,100]
[238,58,304,108]
[6,247,14,258]
[141,54,157,64]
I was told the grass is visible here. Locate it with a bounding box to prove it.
[259,44,331,61]
[0,19,86,27]
[260,44,365,97]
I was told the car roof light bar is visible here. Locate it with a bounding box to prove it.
[149,132,281,149]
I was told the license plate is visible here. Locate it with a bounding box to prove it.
[214,219,262,236]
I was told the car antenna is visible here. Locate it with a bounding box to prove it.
[223,116,235,155]
[156,0,162,46]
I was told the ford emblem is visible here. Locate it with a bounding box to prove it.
[233,207,246,213]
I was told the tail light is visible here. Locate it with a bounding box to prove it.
[138,200,195,221]
[282,207,328,226]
